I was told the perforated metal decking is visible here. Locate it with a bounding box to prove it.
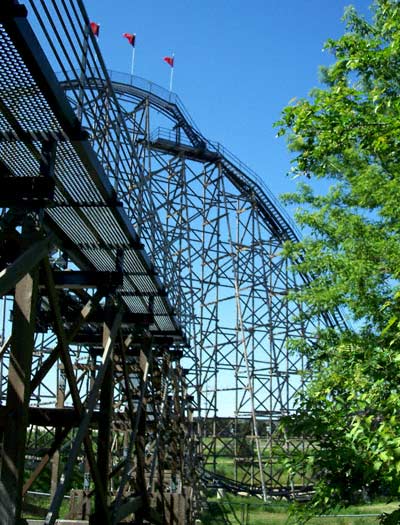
[0,6,182,340]
[0,4,195,525]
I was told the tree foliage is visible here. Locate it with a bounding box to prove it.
[276,0,400,521]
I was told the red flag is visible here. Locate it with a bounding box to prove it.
[90,21,100,37]
[163,56,174,68]
[123,33,136,46]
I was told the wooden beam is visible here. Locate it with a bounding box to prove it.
[45,301,123,525]
[50,364,65,499]
[94,301,116,522]
[0,229,39,525]
[22,425,72,496]
[0,235,51,296]
[0,176,55,207]
[113,496,143,523]
[29,285,105,394]
[111,337,153,522]
[0,334,11,361]
[39,270,122,289]
[40,258,115,524]
[0,406,138,430]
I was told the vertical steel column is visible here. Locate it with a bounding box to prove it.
[0,219,39,525]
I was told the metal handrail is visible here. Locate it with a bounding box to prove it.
[148,126,301,240]
[107,70,202,135]
[207,140,301,239]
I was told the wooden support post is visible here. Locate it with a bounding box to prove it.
[50,364,66,499]
[83,352,96,517]
[29,285,106,394]
[40,258,111,519]
[0,223,39,525]
[134,343,151,525]
[92,301,115,523]
[111,336,154,524]
[22,425,72,496]
[0,235,51,296]
[45,299,123,525]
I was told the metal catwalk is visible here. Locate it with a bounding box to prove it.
[0,0,343,524]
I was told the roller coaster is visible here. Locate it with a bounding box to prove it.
[0,1,343,523]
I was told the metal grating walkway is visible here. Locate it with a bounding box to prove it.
[0,4,182,339]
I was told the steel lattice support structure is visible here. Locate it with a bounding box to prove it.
[0,0,346,524]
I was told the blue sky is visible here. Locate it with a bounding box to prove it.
[84,0,371,215]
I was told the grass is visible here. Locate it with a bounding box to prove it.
[200,494,400,525]
[204,437,312,487]
[23,493,70,520]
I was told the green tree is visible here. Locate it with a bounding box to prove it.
[276,0,400,522]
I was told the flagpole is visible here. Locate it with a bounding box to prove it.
[123,33,136,76]
[169,53,175,91]
[131,47,135,76]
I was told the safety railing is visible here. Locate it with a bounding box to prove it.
[149,126,301,241]
[207,139,301,240]
[107,70,202,135]
[149,126,193,148]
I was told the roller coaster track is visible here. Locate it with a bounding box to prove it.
[0,1,345,524]
[97,72,345,331]
[97,73,301,243]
